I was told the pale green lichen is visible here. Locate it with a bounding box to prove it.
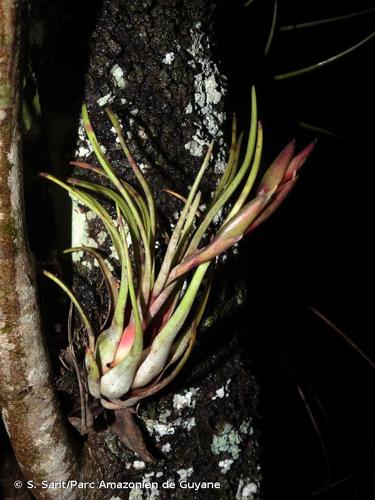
[129,489,143,500]
[211,423,242,460]
[211,418,255,473]
[97,230,108,245]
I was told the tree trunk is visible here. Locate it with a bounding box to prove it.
[69,0,261,498]
[1,0,262,498]
[0,1,80,497]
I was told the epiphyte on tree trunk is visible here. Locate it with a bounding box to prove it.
[40,86,315,454]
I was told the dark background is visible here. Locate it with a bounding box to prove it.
[19,0,375,499]
[215,1,374,499]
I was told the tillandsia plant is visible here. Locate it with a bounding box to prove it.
[41,87,315,459]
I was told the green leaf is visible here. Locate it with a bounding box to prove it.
[98,207,144,400]
[85,349,101,399]
[212,114,238,202]
[133,261,210,389]
[82,105,152,304]
[43,270,95,351]
[64,246,119,330]
[185,87,258,258]
[40,173,123,264]
[167,194,268,284]
[106,108,156,244]
[152,141,213,298]
[103,323,197,409]
[224,120,263,221]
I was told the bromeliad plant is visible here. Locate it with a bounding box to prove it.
[41,87,314,450]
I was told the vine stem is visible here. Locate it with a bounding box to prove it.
[279,7,375,32]
[274,30,375,80]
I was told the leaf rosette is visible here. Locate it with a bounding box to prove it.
[41,87,315,416]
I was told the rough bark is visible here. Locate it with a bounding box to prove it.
[77,0,227,219]
[0,0,261,498]
[0,1,80,497]
[67,0,261,498]
[72,0,228,328]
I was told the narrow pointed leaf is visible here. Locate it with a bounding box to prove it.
[168,194,268,284]
[246,178,296,234]
[284,140,316,182]
[64,246,119,308]
[70,161,151,240]
[132,262,210,389]
[257,139,295,194]
[65,246,118,332]
[44,270,95,351]
[67,177,148,290]
[67,177,141,254]
[166,265,213,365]
[70,161,104,176]
[225,121,263,221]
[185,87,258,258]
[109,323,197,409]
[99,210,143,399]
[111,322,136,367]
[174,191,202,261]
[162,189,202,218]
[152,142,213,298]
[106,107,156,242]
[82,105,152,304]
[212,114,238,202]
[226,132,244,186]
[85,349,101,399]
[40,172,123,262]
[118,209,143,344]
